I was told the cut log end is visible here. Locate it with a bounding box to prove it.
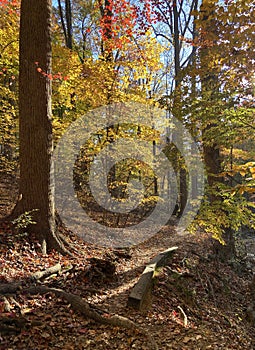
[127,246,178,311]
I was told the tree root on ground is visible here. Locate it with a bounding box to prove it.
[0,264,158,349]
[24,285,158,349]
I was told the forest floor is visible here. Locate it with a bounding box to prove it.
[0,174,255,350]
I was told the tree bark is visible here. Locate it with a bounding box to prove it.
[199,0,235,260]
[12,0,66,254]
[65,0,73,50]
[199,1,223,197]
[57,0,73,49]
[173,1,187,217]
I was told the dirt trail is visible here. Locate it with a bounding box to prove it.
[0,176,255,349]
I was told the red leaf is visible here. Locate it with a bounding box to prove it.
[78,328,88,334]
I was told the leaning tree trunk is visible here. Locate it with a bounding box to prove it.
[11,0,66,254]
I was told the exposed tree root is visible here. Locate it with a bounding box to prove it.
[25,285,158,350]
[49,232,75,257]
[0,276,158,350]
[57,231,83,256]
[3,202,74,256]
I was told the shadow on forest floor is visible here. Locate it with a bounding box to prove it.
[0,174,255,349]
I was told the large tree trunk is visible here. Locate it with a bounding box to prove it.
[12,0,66,254]
[199,0,235,260]
[200,1,223,201]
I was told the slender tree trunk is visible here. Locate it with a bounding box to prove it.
[65,0,73,49]
[152,140,158,196]
[173,1,187,217]
[57,0,73,49]
[12,0,66,254]
[190,0,199,200]
[57,0,67,46]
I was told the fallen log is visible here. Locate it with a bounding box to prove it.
[127,246,178,311]
[31,263,62,281]
[0,263,65,294]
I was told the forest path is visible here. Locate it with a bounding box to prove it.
[0,175,254,349]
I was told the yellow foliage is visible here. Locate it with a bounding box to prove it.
[51,30,163,139]
[0,2,19,173]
